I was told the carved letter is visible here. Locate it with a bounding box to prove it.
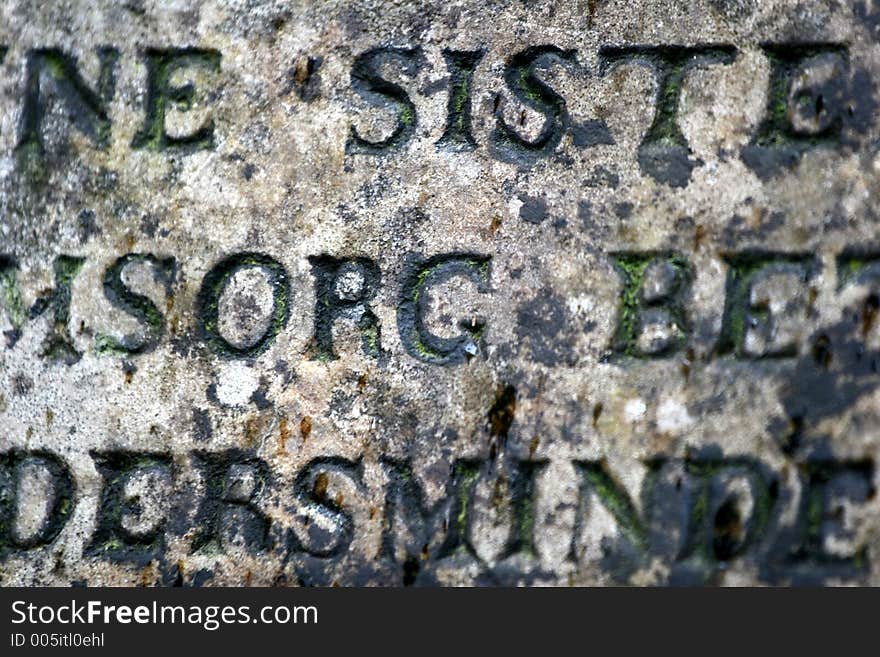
[17,47,118,167]
[30,255,86,364]
[570,461,649,562]
[678,458,778,568]
[86,451,173,563]
[497,459,549,560]
[309,255,382,361]
[0,450,75,555]
[716,252,815,358]
[289,457,363,558]
[397,253,491,365]
[775,459,875,584]
[609,252,692,358]
[191,450,272,554]
[599,45,736,187]
[742,44,849,179]
[491,45,576,163]
[131,48,221,151]
[380,458,481,578]
[436,49,484,152]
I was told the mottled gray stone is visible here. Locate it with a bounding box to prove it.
[1,0,880,586]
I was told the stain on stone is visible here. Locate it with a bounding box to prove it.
[570,120,615,148]
[519,195,548,224]
[250,387,271,410]
[274,359,296,386]
[583,165,619,188]
[329,387,357,418]
[722,210,786,246]
[420,75,449,96]
[77,209,100,242]
[122,360,136,384]
[707,0,755,19]
[845,67,880,138]
[771,313,880,456]
[853,1,880,40]
[639,144,702,189]
[193,408,213,442]
[206,383,220,407]
[577,200,593,228]
[515,287,576,366]
[11,373,33,396]
[615,202,633,219]
[552,216,568,236]
[488,384,517,448]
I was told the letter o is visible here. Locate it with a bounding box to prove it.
[197,253,290,358]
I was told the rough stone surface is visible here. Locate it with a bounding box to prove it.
[1,0,880,586]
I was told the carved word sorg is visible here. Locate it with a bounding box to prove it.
[4,248,880,365]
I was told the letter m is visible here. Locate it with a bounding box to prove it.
[380,458,481,567]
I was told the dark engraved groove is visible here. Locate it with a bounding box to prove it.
[715,252,816,358]
[380,458,482,572]
[85,451,173,564]
[608,251,693,359]
[599,45,737,187]
[289,457,363,558]
[29,255,86,364]
[131,48,221,152]
[397,253,491,365]
[96,253,176,356]
[346,46,424,154]
[16,47,118,171]
[742,43,849,179]
[197,252,290,359]
[190,450,272,555]
[490,45,577,164]
[0,450,75,555]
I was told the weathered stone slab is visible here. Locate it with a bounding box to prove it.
[1,0,880,586]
